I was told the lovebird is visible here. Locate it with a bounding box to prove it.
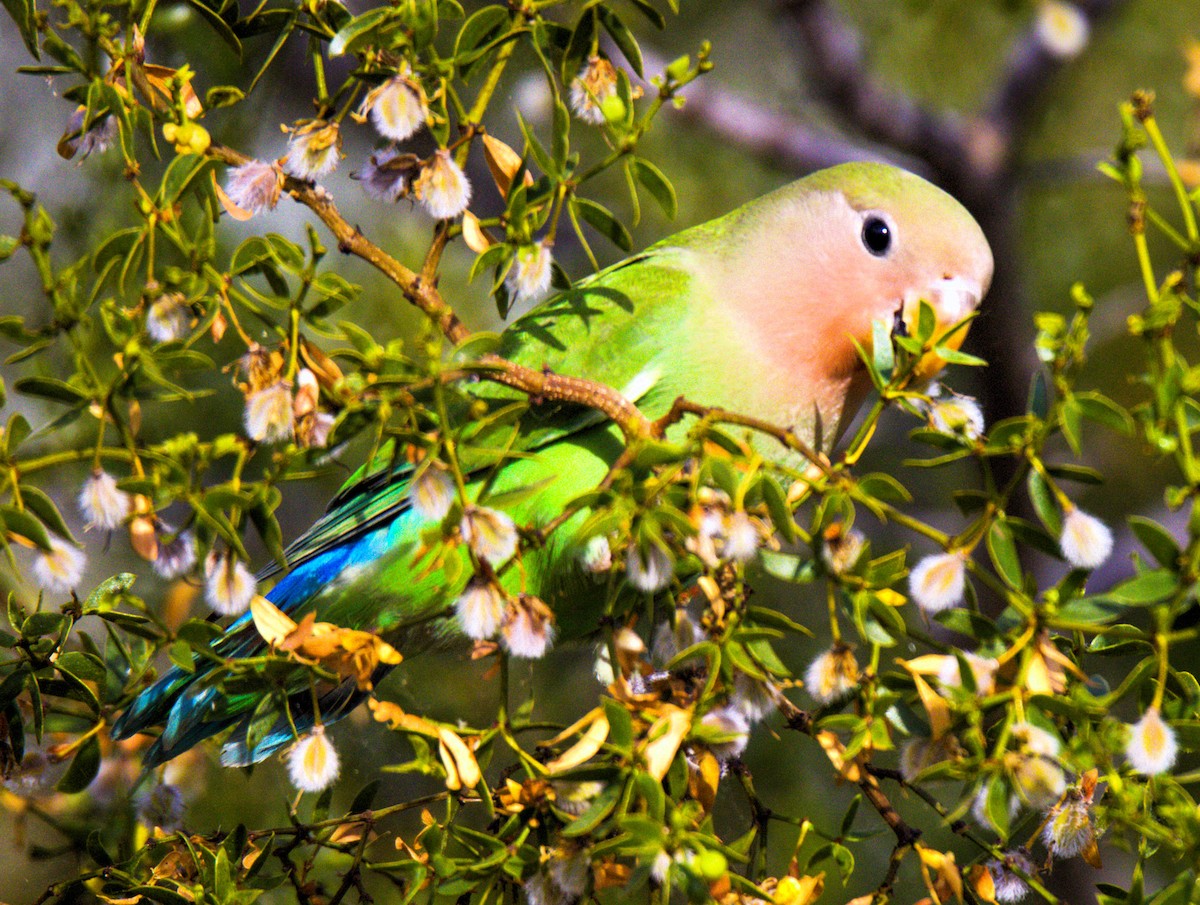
[113,162,994,767]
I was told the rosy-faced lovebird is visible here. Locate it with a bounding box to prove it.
[112,162,994,767]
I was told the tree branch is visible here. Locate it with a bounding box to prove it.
[206,143,654,441]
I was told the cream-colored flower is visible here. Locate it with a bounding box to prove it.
[506,241,554,305]
[570,56,618,125]
[721,511,761,563]
[287,726,340,792]
[283,121,341,181]
[461,505,519,566]
[146,292,192,343]
[34,536,87,594]
[414,150,471,220]
[502,594,555,659]
[1042,795,1094,859]
[245,381,295,443]
[410,467,456,522]
[204,550,256,616]
[79,469,130,531]
[1059,507,1112,570]
[804,645,859,705]
[699,706,749,761]
[225,159,281,215]
[456,578,506,640]
[153,528,196,579]
[909,551,968,614]
[361,74,427,142]
[626,542,672,593]
[1034,0,1090,60]
[1125,707,1178,775]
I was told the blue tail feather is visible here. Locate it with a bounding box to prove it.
[113,522,400,767]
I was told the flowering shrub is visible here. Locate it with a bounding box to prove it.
[1,2,1199,905]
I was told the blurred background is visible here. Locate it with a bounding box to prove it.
[3,0,1200,902]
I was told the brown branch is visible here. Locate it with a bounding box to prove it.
[775,695,922,848]
[206,143,655,442]
[652,396,829,472]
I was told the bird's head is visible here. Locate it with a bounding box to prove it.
[793,163,994,388]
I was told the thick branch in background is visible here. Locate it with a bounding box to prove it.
[668,0,1130,436]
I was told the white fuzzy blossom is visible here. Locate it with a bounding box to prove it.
[1009,721,1066,809]
[79,469,130,531]
[721,511,761,563]
[357,147,416,203]
[362,74,428,141]
[34,536,87,594]
[926,393,985,441]
[987,851,1036,903]
[146,292,192,343]
[410,467,456,522]
[65,108,117,158]
[579,535,613,574]
[506,242,554,305]
[455,579,506,640]
[821,525,866,575]
[909,551,968,614]
[245,382,295,444]
[805,646,859,705]
[287,726,340,792]
[224,159,281,215]
[502,595,555,659]
[699,706,749,762]
[1059,507,1113,570]
[1126,707,1178,775]
[283,122,340,181]
[1042,795,1094,859]
[1035,0,1090,60]
[570,56,618,125]
[937,652,998,697]
[204,550,256,616]
[154,529,197,579]
[461,506,519,566]
[414,150,471,220]
[626,543,672,593]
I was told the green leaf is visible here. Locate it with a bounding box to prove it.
[630,158,677,220]
[515,110,556,178]
[20,485,73,543]
[57,651,106,684]
[562,8,597,85]
[84,573,135,613]
[180,0,242,55]
[1,505,51,550]
[1128,516,1181,571]
[756,474,796,543]
[328,6,393,56]
[561,780,622,836]
[42,32,85,72]
[1074,391,1133,435]
[597,6,643,77]
[56,733,101,793]
[1088,626,1152,657]
[454,5,511,76]
[2,0,38,58]
[573,197,632,251]
[987,519,1022,589]
[13,376,89,404]
[1026,469,1062,536]
[1097,569,1177,606]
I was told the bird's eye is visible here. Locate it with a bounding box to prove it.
[861,216,892,256]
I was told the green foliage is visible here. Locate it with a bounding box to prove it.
[1,2,1200,905]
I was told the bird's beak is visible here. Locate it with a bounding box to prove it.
[902,277,983,383]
